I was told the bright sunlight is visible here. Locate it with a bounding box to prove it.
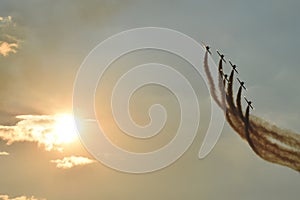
[52,114,78,144]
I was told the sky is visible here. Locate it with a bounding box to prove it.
[0,0,299,199]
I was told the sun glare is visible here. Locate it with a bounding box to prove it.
[52,114,78,144]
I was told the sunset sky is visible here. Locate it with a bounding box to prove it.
[0,0,299,199]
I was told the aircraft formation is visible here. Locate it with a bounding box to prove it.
[201,43,300,173]
[202,43,254,112]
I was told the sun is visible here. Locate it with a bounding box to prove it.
[52,114,78,144]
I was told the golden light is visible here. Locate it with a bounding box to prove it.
[0,113,80,151]
[52,114,78,144]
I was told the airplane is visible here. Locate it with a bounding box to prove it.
[244,97,254,110]
[206,46,212,55]
[229,61,238,74]
[217,50,226,63]
[201,42,212,55]
[221,71,230,82]
[237,78,246,90]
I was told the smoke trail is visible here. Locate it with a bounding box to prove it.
[223,65,300,171]
[226,70,236,112]
[203,51,223,108]
[225,71,247,138]
[251,118,300,150]
[244,105,259,154]
[236,86,244,119]
[203,52,300,172]
[217,59,226,110]
[247,118,300,171]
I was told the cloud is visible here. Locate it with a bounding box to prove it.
[0,151,9,156]
[0,16,20,56]
[0,41,18,56]
[0,194,45,200]
[0,114,77,151]
[50,156,95,169]
[0,16,13,25]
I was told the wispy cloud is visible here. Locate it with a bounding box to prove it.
[0,194,45,200]
[0,16,13,23]
[0,41,18,56]
[0,151,9,156]
[0,16,20,57]
[0,114,77,151]
[50,156,96,169]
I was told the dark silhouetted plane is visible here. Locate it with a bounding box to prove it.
[229,61,238,74]
[221,71,229,82]
[217,50,226,63]
[237,78,246,90]
[244,97,254,110]
[201,42,212,55]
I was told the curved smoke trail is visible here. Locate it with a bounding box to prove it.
[203,51,300,172]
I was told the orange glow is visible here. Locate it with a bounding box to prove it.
[51,114,78,144]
